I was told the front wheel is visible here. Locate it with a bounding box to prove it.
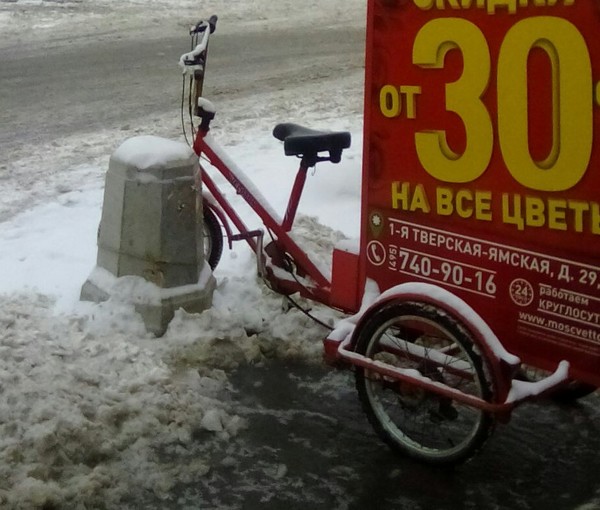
[354,301,495,465]
[202,205,223,270]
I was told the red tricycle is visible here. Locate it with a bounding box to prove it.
[180,1,600,465]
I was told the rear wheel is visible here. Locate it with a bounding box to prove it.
[202,205,223,270]
[354,301,495,465]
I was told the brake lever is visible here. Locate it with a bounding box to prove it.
[181,16,217,75]
[190,21,208,35]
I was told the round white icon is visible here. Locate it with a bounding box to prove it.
[366,241,386,267]
[509,278,534,307]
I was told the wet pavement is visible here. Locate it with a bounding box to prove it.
[170,359,600,510]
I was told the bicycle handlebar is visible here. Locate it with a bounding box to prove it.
[179,15,218,76]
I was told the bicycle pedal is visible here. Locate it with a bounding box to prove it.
[230,229,263,242]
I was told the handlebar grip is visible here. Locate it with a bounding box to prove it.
[190,15,218,35]
[208,15,218,33]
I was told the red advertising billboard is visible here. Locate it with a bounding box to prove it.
[362,0,600,384]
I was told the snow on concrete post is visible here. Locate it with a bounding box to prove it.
[80,135,215,336]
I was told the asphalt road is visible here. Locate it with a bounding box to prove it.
[160,359,600,510]
[0,24,363,153]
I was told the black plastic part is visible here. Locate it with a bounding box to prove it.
[272,123,351,164]
[199,108,215,131]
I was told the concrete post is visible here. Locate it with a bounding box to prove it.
[81,135,215,336]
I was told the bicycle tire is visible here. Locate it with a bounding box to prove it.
[354,300,495,465]
[202,205,223,270]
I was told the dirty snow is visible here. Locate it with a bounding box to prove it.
[0,0,364,507]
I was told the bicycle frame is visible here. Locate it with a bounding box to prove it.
[193,127,346,309]
[181,16,359,311]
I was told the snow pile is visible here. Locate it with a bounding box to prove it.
[0,294,226,507]
[0,199,348,508]
[111,135,195,171]
[0,237,344,508]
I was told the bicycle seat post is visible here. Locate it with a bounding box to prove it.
[273,123,351,232]
[281,156,314,232]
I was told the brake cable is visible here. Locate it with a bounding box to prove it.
[180,76,192,147]
[261,227,334,331]
[181,31,200,147]
[285,293,334,331]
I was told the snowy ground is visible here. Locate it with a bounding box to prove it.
[1,0,365,508]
